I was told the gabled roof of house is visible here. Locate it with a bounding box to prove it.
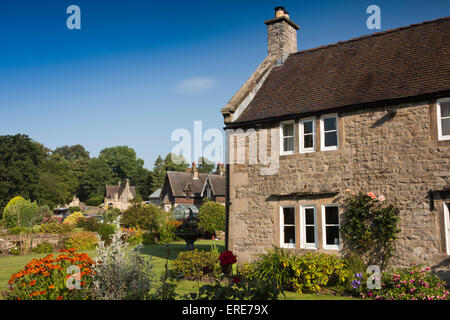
[105,184,136,199]
[162,171,225,199]
[232,16,450,125]
[148,188,161,199]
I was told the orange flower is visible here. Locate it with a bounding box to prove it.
[29,280,36,286]
[56,296,63,300]
[48,285,55,289]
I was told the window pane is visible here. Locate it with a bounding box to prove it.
[306,226,315,244]
[441,102,450,118]
[326,226,340,245]
[325,206,339,224]
[324,131,337,147]
[303,121,313,134]
[324,117,336,131]
[442,118,450,136]
[283,123,294,137]
[305,208,315,224]
[284,226,295,244]
[283,137,294,152]
[283,207,295,225]
[304,134,314,149]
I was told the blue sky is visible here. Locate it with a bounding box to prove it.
[0,0,449,169]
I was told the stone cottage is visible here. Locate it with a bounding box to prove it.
[221,7,450,279]
[104,179,136,211]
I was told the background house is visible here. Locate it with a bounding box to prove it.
[104,179,136,211]
[159,164,225,212]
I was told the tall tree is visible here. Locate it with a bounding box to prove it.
[197,157,216,174]
[99,146,144,181]
[53,144,90,161]
[0,134,46,211]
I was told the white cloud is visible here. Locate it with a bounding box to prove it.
[177,77,216,94]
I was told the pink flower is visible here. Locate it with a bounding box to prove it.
[378,194,386,202]
[367,192,377,199]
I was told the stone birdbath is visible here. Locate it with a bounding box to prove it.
[175,208,204,250]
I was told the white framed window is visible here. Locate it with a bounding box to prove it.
[437,98,450,141]
[320,114,338,151]
[322,204,341,250]
[299,118,316,153]
[444,202,450,255]
[280,121,295,155]
[280,206,296,248]
[300,205,318,249]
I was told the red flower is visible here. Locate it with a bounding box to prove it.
[219,250,237,267]
[232,276,241,284]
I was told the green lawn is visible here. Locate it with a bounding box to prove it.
[0,240,359,300]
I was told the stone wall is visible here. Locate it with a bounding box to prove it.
[0,234,62,255]
[227,100,450,280]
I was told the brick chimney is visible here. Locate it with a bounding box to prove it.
[216,163,225,176]
[192,162,198,180]
[265,6,299,61]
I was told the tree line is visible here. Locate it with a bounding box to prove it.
[0,134,217,212]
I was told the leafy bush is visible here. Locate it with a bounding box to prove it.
[3,249,95,300]
[63,212,85,226]
[103,208,121,223]
[40,222,64,234]
[69,206,81,213]
[142,232,157,245]
[32,242,54,254]
[341,191,401,268]
[121,227,145,245]
[97,223,116,244]
[91,219,156,300]
[33,205,52,225]
[121,203,161,231]
[31,225,41,234]
[361,263,449,300]
[250,246,294,290]
[76,217,100,232]
[197,201,225,235]
[8,226,32,235]
[60,231,98,251]
[85,195,104,207]
[158,221,181,243]
[171,249,221,280]
[250,247,349,293]
[2,197,39,228]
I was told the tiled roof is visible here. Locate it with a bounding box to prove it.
[234,16,450,125]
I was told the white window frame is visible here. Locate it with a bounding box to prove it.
[320,114,339,151]
[300,205,318,249]
[321,204,341,250]
[437,98,450,141]
[280,120,295,155]
[444,202,450,255]
[280,205,296,249]
[299,117,316,153]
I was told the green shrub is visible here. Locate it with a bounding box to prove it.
[31,225,41,233]
[250,247,349,293]
[32,242,54,254]
[63,212,85,226]
[121,203,161,231]
[69,206,81,213]
[77,217,100,232]
[103,208,121,223]
[158,221,181,243]
[2,197,39,228]
[361,263,449,300]
[142,232,157,245]
[171,249,221,280]
[197,201,225,235]
[85,195,104,207]
[341,191,401,269]
[40,222,64,234]
[8,226,32,235]
[98,223,116,244]
[33,205,52,225]
[60,231,98,251]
